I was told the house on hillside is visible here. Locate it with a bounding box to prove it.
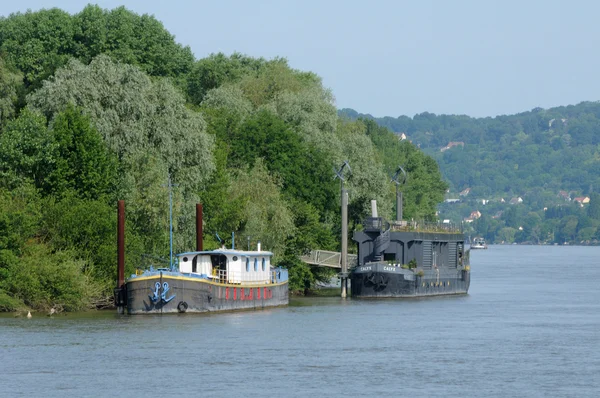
[573,196,590,205]
[440,141,465,152]
[509,197,523,205]
[396,132,407,141]
[464,210,481,224]
[557,190,571,201]
[445,198,460,204]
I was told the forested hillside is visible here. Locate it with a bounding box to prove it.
[0,5,447,311]
[340,103,600,245]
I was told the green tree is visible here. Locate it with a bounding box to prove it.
[27,55,214,192]
[496,227,516,243]
[0,56,22,124]
[47,104,118,199]
[0,108,54,190]
[0,5,194,90]
[588,193,600,220]
[228,159,295,259]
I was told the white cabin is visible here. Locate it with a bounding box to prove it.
[177,249,274,284]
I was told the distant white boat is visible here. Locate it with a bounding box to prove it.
[471,237,488,249]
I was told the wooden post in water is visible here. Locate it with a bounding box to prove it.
[341,190,349,298]
[116,200,125,314]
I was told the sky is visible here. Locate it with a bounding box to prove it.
[2,0,599,119]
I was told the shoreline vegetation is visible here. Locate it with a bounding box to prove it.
[0,5,446,313]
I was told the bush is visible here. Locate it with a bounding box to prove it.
[4,242,102,311]
[0,289,24,312]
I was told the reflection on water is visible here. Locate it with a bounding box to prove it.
[1,246,599,397]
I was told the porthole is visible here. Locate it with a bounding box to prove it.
[262,258,266,271]
[183,257,188,262]
[233,256,238,261]
[254,258,258,271]
[246,258,250,272]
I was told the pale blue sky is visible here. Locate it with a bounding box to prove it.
[2,0,598,118]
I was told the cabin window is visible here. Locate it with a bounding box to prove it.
[246,258,250,272]
[262,258,266,271]
[192,256,197,273]
[254,258,258,271]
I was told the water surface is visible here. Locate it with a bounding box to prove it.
[1,245,599,397]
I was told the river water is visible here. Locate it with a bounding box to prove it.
[1,245,599,397]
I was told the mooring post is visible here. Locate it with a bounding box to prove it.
[397,190,403,222]
[335,161,351,299]
[116,200,125,314]
[341,190,348,298]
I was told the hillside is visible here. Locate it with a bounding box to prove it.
[339,103,600,244]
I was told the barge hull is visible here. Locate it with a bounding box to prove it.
[126,274,288,314]
[350,263,470,298]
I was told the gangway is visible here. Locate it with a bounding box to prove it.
[300,250,357,269]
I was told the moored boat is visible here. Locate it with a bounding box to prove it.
[114,201,289,314]
[471,237,488,249]
[350,201,471,298]
[125,247,289,314]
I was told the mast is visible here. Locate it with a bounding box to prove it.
[167,175,176,269]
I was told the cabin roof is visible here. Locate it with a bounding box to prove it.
[177,249,273,257]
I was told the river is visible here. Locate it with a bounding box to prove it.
[1,245,599,397]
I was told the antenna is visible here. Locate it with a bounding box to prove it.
[391,166,407,221]
[164,174,178,270]
[391,166,407,186]
[334,160,351,184]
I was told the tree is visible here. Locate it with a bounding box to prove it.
[27,55,215,194]
[187,52,269,105]
[231,109,337,214]
[0,56,22,125]
[0,108,54,190]
[46,104,118,199]
[228,159,295,259]
[588,193,600,220]
[0,5,194,90]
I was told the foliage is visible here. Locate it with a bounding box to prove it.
[279,254,314,293]
[46,104,118,199]
[0,5,193,91]
[228,159,295,259]
[0,108,53,190]
[0,5,452,311]
[3,242,101,311]
[40,193,117,282]
[187,53,270,105]
[0,56,22,124]
[0,184,42,256]
[341,102,600,244]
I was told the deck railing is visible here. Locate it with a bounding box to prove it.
[214,269,277,285]
[363,217,463,233]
